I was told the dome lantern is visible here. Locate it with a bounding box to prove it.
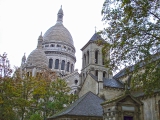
[57,5,63,24]
[43,6,74,46]
[37,32,43,48]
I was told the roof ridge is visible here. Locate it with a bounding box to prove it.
[67,91,93,114]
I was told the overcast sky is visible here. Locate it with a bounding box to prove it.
[0,0,105,72]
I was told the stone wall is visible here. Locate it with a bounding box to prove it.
[101,87,124,100]
[63,70,80,94]
[141,95,160,120]
[78,74,98,97]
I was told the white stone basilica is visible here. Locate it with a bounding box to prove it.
[20,6,111,95]
[21,6,80,94]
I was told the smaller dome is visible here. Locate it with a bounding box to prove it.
[26,48,48,68]
[26,34,48,68]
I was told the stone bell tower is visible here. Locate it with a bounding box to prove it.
[80,31,112,93]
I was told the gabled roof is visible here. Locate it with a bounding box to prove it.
[103,78,124,88]
[113,66,135,79]
[113,52,160,79]
[101,91,143,105]
[48,91,104,119]
[89,32,103,41]
[89,73,124,89]
[81,32,104,50]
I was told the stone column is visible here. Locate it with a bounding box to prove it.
[98,70,103,92]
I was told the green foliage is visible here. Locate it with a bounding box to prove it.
[101,0,160,94]
[0,62,77,120]
[0,77,18,120]
[29,113,42,120]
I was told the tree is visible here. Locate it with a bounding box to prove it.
[0,53,77,120]
[13,70,77,120]
[0,77,19,120]
[36,77,77,119]
[29,113,42,120]
[0,52,12,78]
[101,0,160,94]
[0,53,18,120]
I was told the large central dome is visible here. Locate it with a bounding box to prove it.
[43,23,74,45]
[43,6,74,46]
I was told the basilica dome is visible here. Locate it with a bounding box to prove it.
[43,23,74,46]
[26,34,48,68]
[43,6,74,46]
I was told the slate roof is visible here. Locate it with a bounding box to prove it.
[48,91,104,119]
[113,53,160,79]
[89,32,103,41]
[89,73,124,88]
[81,32,105,50]
[103,78,124,88]
[132,89,160,98]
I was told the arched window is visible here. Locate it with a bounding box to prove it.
[87,51,89,64]
[67,62,70,72]
[27,72,29,77]
[50,44,55,47]
[57,44,61,47]
[61,60,65,70]
[83,73,85,78]
[74,90,77,94]
[95,70,98,77]
[103,71,106,78]
[55,59,59,69]
[83,54,86,67]
[48,59,53,69]
[71,64,74,72]
[75,80,78,85]
[95,50,99,64]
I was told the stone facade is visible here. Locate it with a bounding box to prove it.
[62,69,80,94]
[139,95,160,120]
[100,88,124,100]
[101,92,143,120]
[21,7,79,94]
[79,74,98,97]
